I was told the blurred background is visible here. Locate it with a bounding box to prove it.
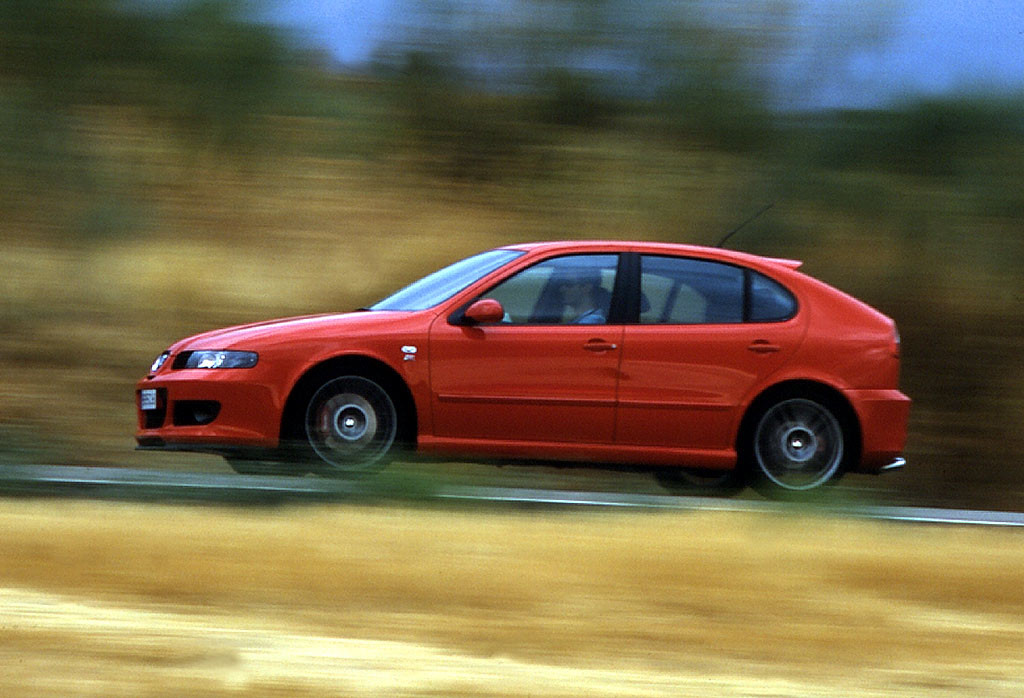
[1,0,1021,508]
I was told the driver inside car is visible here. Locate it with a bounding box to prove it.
[558,270,610,324]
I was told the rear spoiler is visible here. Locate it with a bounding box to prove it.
[765,257,803,270]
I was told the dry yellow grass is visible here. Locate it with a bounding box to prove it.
[1,500,1022,696]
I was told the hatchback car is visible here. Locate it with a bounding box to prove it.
[136,241,909,496]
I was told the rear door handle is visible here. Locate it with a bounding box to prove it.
[747,340,781,354]
[583,339,618,352]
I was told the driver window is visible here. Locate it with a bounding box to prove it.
[483,254,618,325]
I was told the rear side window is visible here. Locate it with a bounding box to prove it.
[640,256,744,324]
[639,256,798,324]
[748,271,797,322]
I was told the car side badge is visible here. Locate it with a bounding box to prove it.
[401,345,418,361]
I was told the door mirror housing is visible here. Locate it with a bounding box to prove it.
[462,298,504,325]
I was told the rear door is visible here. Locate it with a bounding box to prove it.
[615,255,805,452]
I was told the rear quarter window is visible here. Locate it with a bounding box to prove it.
[748,271,797,322]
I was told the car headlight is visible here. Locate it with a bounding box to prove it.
[150,351,170,374]
[183,350,258,369]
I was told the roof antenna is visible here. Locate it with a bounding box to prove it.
[715,203,774,248]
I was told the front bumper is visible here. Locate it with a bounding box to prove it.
[135,370,284,451]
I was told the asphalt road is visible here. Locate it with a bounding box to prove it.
[1,464,1022,527]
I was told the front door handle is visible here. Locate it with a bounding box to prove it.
[748,340,781,354]
[583,339,618,353]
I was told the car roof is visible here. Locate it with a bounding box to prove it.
[500,240,803,271]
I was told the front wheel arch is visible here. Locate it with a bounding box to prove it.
[736,381,861,496]
[279,356,417,458]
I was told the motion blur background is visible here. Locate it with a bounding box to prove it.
[1,0,1021,507]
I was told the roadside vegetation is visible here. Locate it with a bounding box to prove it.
[1,0,1021,508]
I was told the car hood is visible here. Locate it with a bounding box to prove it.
[170,310,419,352]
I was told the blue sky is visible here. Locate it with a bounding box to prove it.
[809,0,1024,106]
[266,0,1024,107]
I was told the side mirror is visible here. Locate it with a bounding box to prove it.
[462,298,504,325]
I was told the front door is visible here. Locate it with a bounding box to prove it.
[429,254,623,445]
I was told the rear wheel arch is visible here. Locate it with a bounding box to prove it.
[737,380,862,478]
[280,355,418,452]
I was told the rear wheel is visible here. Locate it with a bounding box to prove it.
[304,375,398,477]
[749,396,846,497]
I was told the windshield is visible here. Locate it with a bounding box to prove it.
[369,249,524,311]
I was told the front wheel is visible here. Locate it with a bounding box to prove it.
[749,397,846,497]
[304,375,399,477]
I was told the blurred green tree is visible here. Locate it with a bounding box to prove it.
[372,0,800,166]
[0,0,296,179]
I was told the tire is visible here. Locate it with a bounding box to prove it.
[303,375,399,477]
[655,468,745,497]
[748,396,847,498]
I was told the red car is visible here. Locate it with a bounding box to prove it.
[136,241,909,496]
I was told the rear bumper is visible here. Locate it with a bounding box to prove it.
[843,388,911,474]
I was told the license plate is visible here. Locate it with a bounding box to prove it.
[140,389,157,411]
